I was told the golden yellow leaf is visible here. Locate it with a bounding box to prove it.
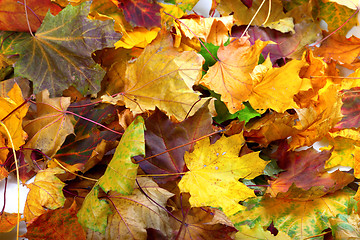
[290,83,343,150]
[178,133,268,216]
[174,15,234,47]
[24,167,66,222]
[102,32,206,121]
[198,37,268,113]
[0,83,29,169]
[235,223,292,240]
[23,89,74,161]
[218,0,294,33]
[248,59,311,113]
[159,2,185,27]
[114,27,160,49]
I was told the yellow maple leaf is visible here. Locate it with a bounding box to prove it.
[102,32,207,121]
[178,133,269,216]
[248,58,311,113]
[174,15,234,48]
[23,89,74,161]
[0,83,29,177]
[290,83,343,149]
[198,37,268,114]
[115,27,160,49]
[24,167,66,222]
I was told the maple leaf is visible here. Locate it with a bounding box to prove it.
[23,200,86,239]
[244,111,298,147]
[101,32,206,121]
[231,188,356,240]
[268,142,354,198]
[174,15,234,48]
[290,83,343,149]
[114,0,162,29]
[105,177,174,239]
[218,0,294,33]
[23,89,74,162]
[178,133,269,216]
[24,167,66,222]
[0,0,61,32]
[170,207,237,239]
[12,2,121,96]
[198,37,268,114]
[0,83,29,163]
[248,58,311,113]
[136,102,213,183]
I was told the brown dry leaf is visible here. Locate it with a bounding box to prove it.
[23,89,74,162]
[290,83,343,149]
[102,32,206,121]
[105,177,174,240]
[244,111,298,147]
[198,37,268,113]
[24,167,66,222]
[174,15,234,49]
[171,207,237,239]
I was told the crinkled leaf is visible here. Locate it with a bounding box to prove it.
[101,32,206,121]
[171,207,237,239]
[23,89,74,161]
[198,37,268,113]
[105,177,174,239]
[13,2,121,96]
[24,167,66,222]
[178,134,269,216]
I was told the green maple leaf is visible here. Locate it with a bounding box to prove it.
[13,2,121,96]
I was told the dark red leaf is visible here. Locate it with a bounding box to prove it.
[117,0,161,29]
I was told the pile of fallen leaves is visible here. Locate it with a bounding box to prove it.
[1,0,360,239]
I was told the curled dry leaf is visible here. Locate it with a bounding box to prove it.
[23,89,74,163]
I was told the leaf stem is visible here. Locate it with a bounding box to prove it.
[0,121,20,238]
[53,158,98,182]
